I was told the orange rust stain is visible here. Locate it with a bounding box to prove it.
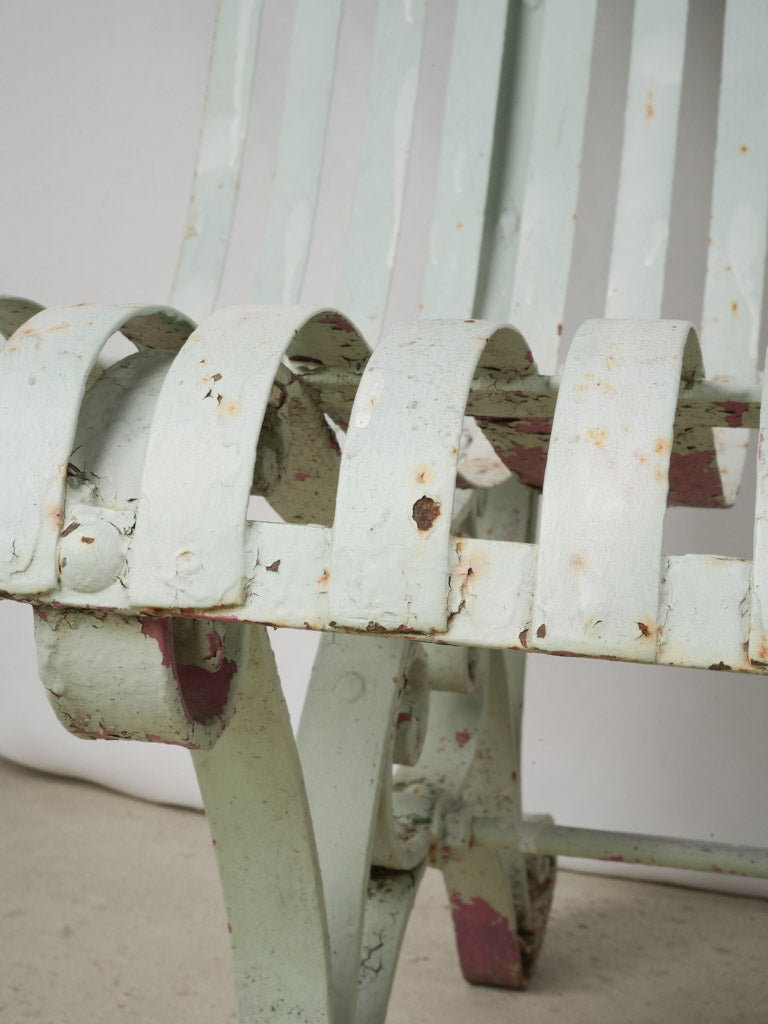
[587,427,607,448]
[653,468,665,482]
[740,144,748,153]
[317,568,330,587]
[604,354,616,371]
[46,322,71,333]
[731,300,738,314]
[219,398,241,417]
[536,623,546,639]
[569,553,586,572]
[48,505,65,528]
[637,621,652,638]
[456,221,463,229]
[414,464,435,486]
[653,437,670,455]
[645,90,654,119]
[412,496,441,531]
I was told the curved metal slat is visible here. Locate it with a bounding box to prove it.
[532,318,701,660]
[605,0,688,318]
[130,304,367,609]
[170,0,263,321]
[0,304,194,595]
[699,0,768,505]
[420,0,510,319]
[334,0,426,340]
[193,624,333,1023]
[251,0,343,305]
[506,0,597,373]
[329,319,530,633]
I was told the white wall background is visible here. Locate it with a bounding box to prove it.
[1,0,767,895]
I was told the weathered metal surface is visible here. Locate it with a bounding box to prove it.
[170,0,262,322]
[605,0,688,318]
[6,1,768,1022]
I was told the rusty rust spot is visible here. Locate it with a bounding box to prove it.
[587,427,607,448]
[317,568,330,586]
[412,496,441,531]
[365,621,386,633]
[709,661,731,671]
[653,437,670,455]
[536,624,546,639]
[569,553,586,571]
[518,629,529,648]
[414,465,434,486]
[637,621,651,637]
[731,300,738,314]
[557,323,563,336]
[60,521,80,538]
[80,536,95,545]
[266,559,281,573]
[456,220,463,229]
[645,90,654,119]
[740,144,748,153]
[212,372,222,381]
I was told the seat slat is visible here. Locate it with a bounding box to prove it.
[420,0,510,319]
[251,0,343,305]
[334,1,427,340]
[170,0,263,321]
[506,0,597,373]
[605,0,688,318]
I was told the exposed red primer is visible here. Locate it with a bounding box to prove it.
[316,311,356,333]
[513,418,552,435]
[498,441,547,489]
[227,923,233,933]
[145,733,165,743]
[396,712,412,726]
[668,449,722,507]
[524,350,533,363]
[714,400,749,427]
[176,656,236,723]
[449,894,523,988]
[455,729,471,749]
[204,630,225,661]
[140,617,174,667]
[324,420,342,456]
[294,471,310,481]
[35,608,48,622]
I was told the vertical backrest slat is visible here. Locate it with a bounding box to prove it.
[170,0,263,322]
[506,0,597,373]
[700,0,768,381]
[605,0,688,318]
[251,0,343,305]
[419,0,510,319]
[333,1,427,341]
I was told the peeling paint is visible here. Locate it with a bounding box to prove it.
[449,894,523,988]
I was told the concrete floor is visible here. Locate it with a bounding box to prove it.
[2,755,767,1023]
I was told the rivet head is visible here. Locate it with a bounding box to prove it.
[58,515,125,592]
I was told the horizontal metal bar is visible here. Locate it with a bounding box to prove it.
[472,817,768,878]
[295,367,763,429]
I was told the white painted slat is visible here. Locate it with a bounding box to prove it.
[701,0,768,380]
[170,0,263,321]
[605,0,688,318]
[420,0,510,318]
[749,365,768,664]
[700,0,768,503]
[329,319,529,633]
[129,305,366,609]
[0,304,194,596]
[334,1,426,341]
[507,0,597,373]
[472,0,546,323]
[251,0,343,304]
[532,319,699,660]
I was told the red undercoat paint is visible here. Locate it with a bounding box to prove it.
[449,893,523,988]
[668,449,722,507]
[455,729,471,749]
[713,400,750,428]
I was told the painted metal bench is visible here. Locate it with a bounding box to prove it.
[2,0,768,1020]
